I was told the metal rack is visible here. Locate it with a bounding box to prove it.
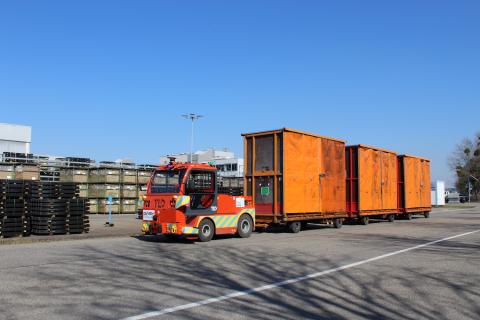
[1,152,156,215]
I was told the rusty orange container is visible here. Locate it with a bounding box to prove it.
[346,145,398,217]
[242,128,347,225]
[397,155,431,212]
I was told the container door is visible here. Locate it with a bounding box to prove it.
[346,147,358,214]
[381,152,398,211]
[397,157,405,211]
[359,147,382,211]
[245,133,283,220]
[255,176,274,215]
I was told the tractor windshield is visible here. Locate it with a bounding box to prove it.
[151,170,185,194]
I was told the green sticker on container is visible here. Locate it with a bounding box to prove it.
[261,186,270,196]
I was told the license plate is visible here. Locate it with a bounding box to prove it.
[143,210,155,221]
[167,223,177,234]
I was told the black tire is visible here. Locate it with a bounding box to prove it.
[359,216,369,225]
[405,213,412,220]
[198,219,215,242]
[387,214,395,223]
[288,221,301,233]
[424,212,430,219]
[237,214,253,238]
[333,218,343,229]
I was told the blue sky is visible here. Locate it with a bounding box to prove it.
[1,1,479,185]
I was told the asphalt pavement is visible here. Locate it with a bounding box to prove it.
[0,205,479,320]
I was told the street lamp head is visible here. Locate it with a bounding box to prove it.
[182,113,204,121]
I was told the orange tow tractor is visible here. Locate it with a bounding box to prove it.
[141,159,255,242]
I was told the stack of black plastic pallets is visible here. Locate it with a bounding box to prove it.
[0,180,30,238]
[30,182,89,235]
[67,198,90,234]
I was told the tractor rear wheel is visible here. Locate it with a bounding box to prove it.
[198,219,215,242]
[288,221,301,233]
[237,214,253,238]
[387,214,395,223]
[424,212,430,219]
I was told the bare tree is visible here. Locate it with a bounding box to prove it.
[449,132,480,200]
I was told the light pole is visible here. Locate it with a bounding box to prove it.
[182,113,203,163]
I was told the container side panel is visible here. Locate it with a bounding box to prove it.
[421,160,431,208]
[320,139,346,212]
[246,138,253,176]
[382,152,398,210]
[404,157,421,208]
[358,148,382,211]
[283,132,321,214]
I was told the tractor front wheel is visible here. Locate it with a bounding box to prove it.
[198,219,215,242]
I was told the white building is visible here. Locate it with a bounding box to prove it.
[160,149,244,177]
[0,123,32,154]
[431,180,446,206]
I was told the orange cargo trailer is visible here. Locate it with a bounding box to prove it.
[397,155,431,218]
[242,128,347,233]
[346,145,398,225]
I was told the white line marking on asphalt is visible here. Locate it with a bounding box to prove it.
[121,229,480,320]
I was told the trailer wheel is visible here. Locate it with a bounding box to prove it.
[387,214,395,223]
[333,218,343,229]
[237,214,253,238]
[288,222,301,233]
[198,219,215,242]
[424,212,430,219]
[359,216,369,225]
[405,213,412,220]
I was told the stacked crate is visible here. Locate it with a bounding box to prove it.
[66,198,90,234]
[0,164,15,180]
[98,198,120,214]
[30,199,68,235]
[137,165,154,184]
[29,182,89,235]
[121,168,137,213]
[0,180,30,238]
[121,184,137,214]
[2,152,35,164]
[89,166,121,214]
[88,199,98,214]
[30,182,65,235]
[60,168,89,195]
[15,165,40,181]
